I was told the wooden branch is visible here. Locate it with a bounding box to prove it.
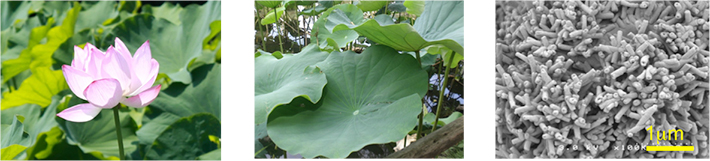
[387,116,464,158]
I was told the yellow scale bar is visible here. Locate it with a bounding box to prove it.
[646,146,694,151]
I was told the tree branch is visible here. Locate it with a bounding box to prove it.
[387,116,464,158]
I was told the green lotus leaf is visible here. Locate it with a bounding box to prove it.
[145,113,220,160]
[198,148,221,160]
[1,1,32,30]
[345,1,463,55]
[75,1,117,31]
[373,14,395,25]
[403,0,424,16]
[254,123,267,158]
[260,6,285,25]
[311,4,363,49]
[406,50,436,70]
[295,0,316,6]
[356,0,388,12]
[267,45,427,158]
[255,45,327,124]
[1,16,55,84]
[300,5,327,16]
[1,16,43,63]
[3,2,80,85]
[108,1,220,84]
[318,0,341,8]
[57,100,139,159]
[142,2,183,25]
[387,1,406,12]
[411,1,463,53]
[1,67,68,110]
[257,1,282,8]
[117,1,141,14]
[423,111,462,127]
[1,95,62,150]
[427,44,463,68]
[1,144,27,160]
[440,111,463,125]
[1,115,31,149]
[323,4,365,31]
[203,20,221,50]
[282,0,295,7]
[40,1,73,24]
[24,126,62,160]
[255,49,283,59]
[137,63,221,154]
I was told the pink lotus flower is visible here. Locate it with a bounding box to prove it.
[57,38,161,122]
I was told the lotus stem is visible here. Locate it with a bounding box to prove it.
[113,106,125,160]
[417,105,424,140]
[432,52,456,132]
[415,50,423,139]
[415,51,422,66]
[274,7,284,52]
[261,20,267,51]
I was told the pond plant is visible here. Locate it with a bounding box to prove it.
[255,0,464,158]
[1,1,221,160]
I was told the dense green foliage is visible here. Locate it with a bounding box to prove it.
[1,1,221,160]
[255,0,463,158]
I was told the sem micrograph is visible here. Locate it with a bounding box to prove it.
[495,0,710,158]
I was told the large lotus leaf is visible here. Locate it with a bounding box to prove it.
[356,0,388,12]
[311,5,363,49]
[254,45,328,124]
[300,5,327,16]
[198,148,221,160]
[318,0,341,8]
[257,1,282,8]
[403,0,424,16]
[1,144,27,160]
[1,67,68,110]
[267,45,427,158]
[24,127,62,160]
[387,1,407,12]
[1,116,31,149]
[254,122,267,158]
[57,101,139,159]
[373,14,395,25]
[145,113,220,160]
[406,50,436,70]
[75,1,117,31]
[1,95,62,148]
[295,0,316,6]
[2,3,80,84]
[1,16,44,63]
[108,1,220,84]
[1,1,34,30]
[24,126,108,160]
[323,4,365,31]
[423,111,462,127]
[40,1,73,25]
[203,20,221,50]
[142,2,183,25]
[1,17,54,84]
[260,6,285,25]
[427,44,463,68]
[411,1,463,53]
[344,1,463,55]
[138,63,221,150]
[118,1,141,13]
